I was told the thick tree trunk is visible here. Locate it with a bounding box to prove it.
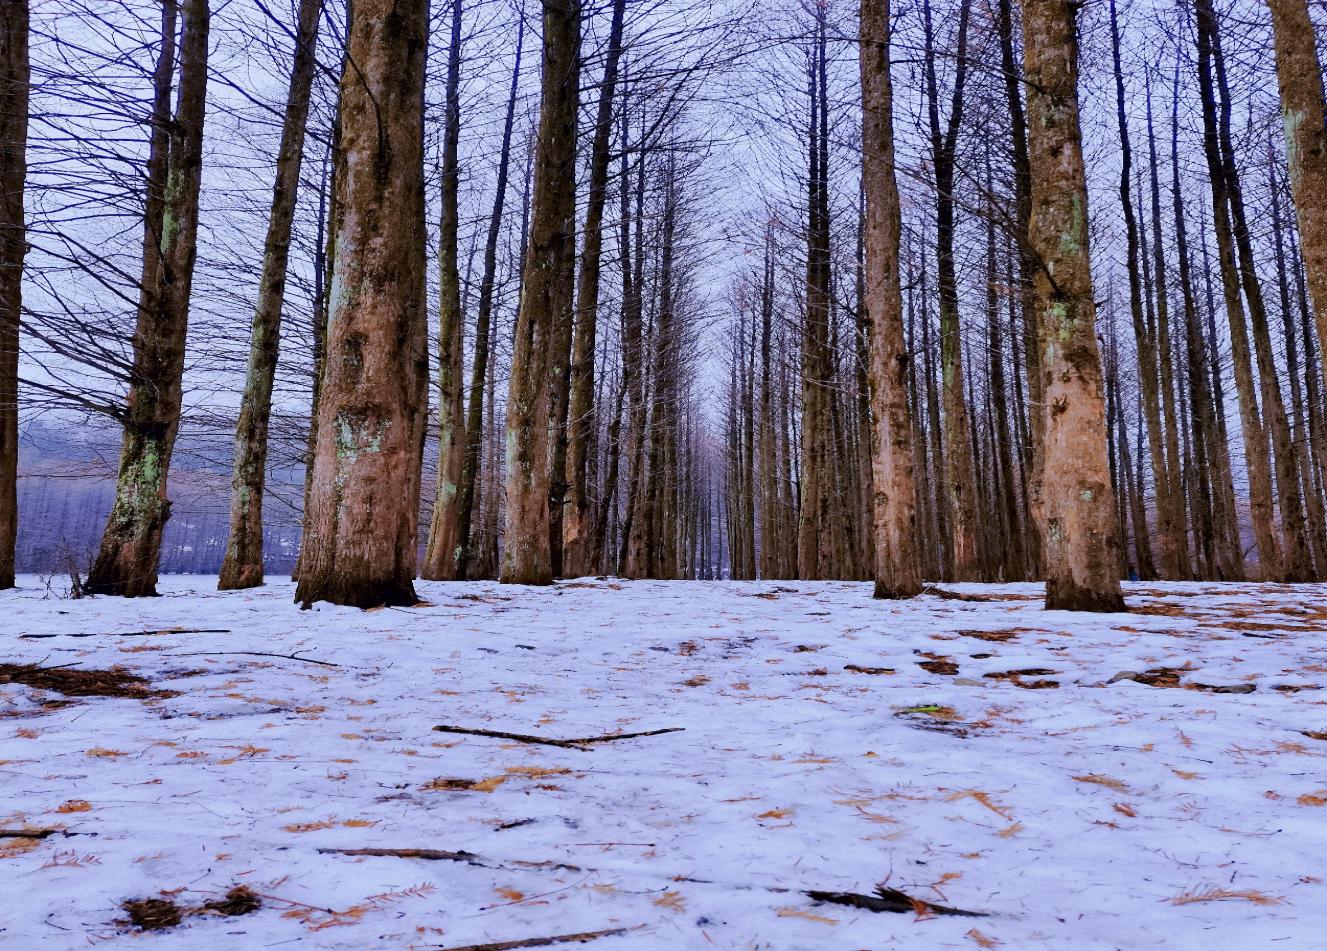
[1269,0,1327,402]
[1021,0,1124,611]
[502,0,580,585]
[0,0,28,590]
[563,0,626,578]
[218,0,321,590]
[422,0,467,581]
[294,0,429,609]
[861,0,922,598]
[86,0,208,598]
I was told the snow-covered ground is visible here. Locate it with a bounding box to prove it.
[2,575,1325,949]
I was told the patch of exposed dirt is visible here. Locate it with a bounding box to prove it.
[121,886,261,932]
[0,664,175,700]
[983,669,1060,689]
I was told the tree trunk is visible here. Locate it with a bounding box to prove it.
[797,11,837,580]
[219,0,322,590]
[0,0,28,590]
[1269,0,1327,402]
[1021,0,1124,611]
[502,0,580,585]
[422,0,467,581]
[294,0,429,609]
[860,0,922,598]
[563,0,626,578]
[86,0,208,598]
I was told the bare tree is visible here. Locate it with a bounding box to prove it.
[503,0,581,585]
[85,0,210,597]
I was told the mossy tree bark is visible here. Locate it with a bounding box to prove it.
[86,0,208,598]
[294,0,429,609]
[0,0,28,590]
[502,0,580,586]
[218,0,322,591]
[860,0,922,599]
[1021,0,1124,612]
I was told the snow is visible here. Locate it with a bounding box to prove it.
[2,575,1326,949]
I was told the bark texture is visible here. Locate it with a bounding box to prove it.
[502,0,580,585]
[1269,0,1327,429]
[294,0,429,609]
[86,0,208,597]
[1021,0,1124,611]
[860,0,922,599]
[0,0,27,590]
[218,0,322,590]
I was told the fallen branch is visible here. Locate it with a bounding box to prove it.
[317,847,483,865]
[432,725,682,751]
[0,828,84,839]
[806,888,987,918]
[20,629,231,640]
[166,650,340,668]
[432,927,637,951]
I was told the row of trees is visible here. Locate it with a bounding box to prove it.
[3,0,1327,610]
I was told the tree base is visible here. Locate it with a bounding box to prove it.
[1045,581,1125,613]
[296,576,419,610]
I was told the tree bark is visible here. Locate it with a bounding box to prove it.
[422,0,467,581]
[294,0,429,608]
[860,0,922,599]
[1269,0,1327,402]
[86,0,208,598]
[502,0,580,585]
[0,0,28,590]
[218,0,322,590]
[1021,0,1124,611]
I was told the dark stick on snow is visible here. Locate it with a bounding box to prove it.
[317,847,484,865]
[0,828,77,839]
[806,888,987,917]
[431,927,637,950]
[431,725,683,750]
[19,629,232,640]
[165,650,341,667]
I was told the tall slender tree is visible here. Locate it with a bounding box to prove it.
[218,0,323,590]
[423,0,468,581]
[85,0,210,597]
[860,0,921,598]
[295,0,430,608]
[0,0,28,590]
[503,0,581,585]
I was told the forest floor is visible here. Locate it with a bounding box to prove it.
[1,576,1325,949]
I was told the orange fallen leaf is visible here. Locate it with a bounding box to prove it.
[777,907,838,925]
[55,800,91,814]
[966,928,1000,948]
[755,808,793,820]
[1073,774,1129,792]
[653,891,687,912]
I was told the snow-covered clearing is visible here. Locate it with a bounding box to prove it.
[2,576,1325,949]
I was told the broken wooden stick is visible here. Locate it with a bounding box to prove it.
[432,927,637,951]
[20,629,231,640]
[317,847,483,866]
[806,887,986,917]
[432,725,682,750]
